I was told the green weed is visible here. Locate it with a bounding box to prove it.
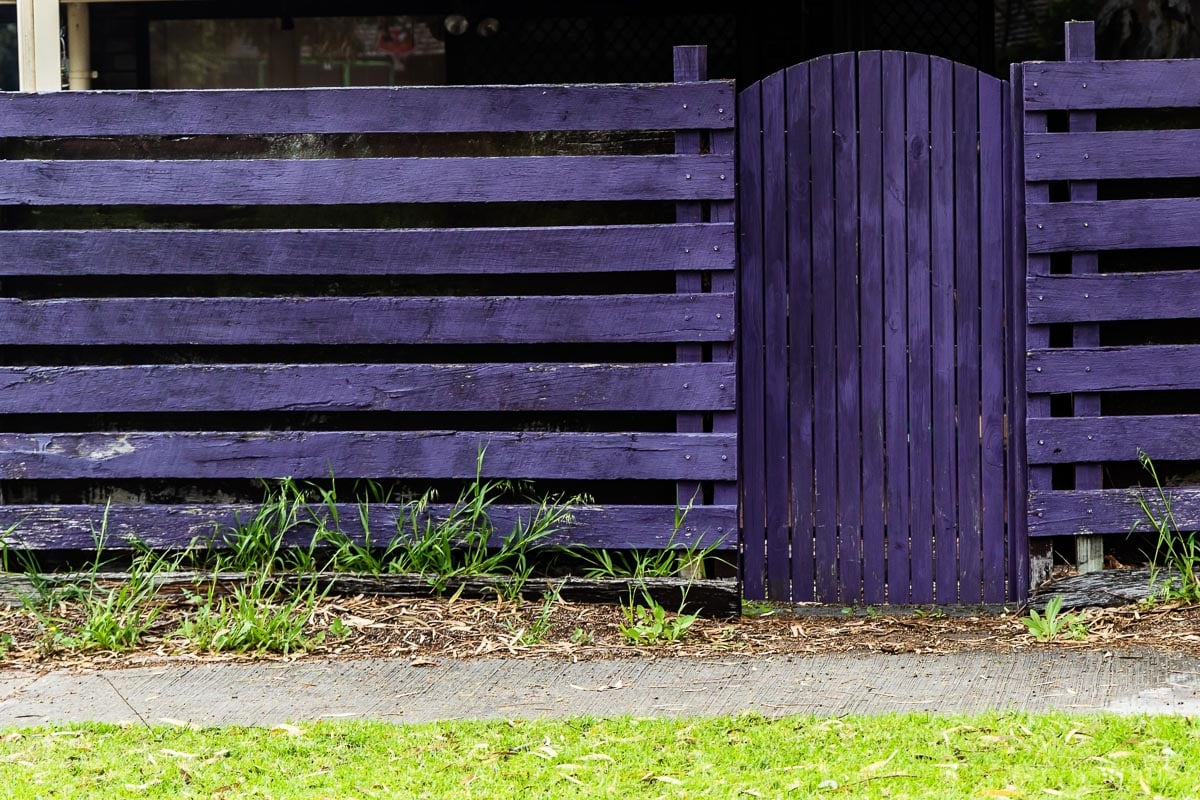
[212,479,318,574]
[1021,595,1088,642]
[619,591,698,645]
[566,498,727,580]
[175,572,325,655]
[1136,450,1200,602]
[507,584,562,646]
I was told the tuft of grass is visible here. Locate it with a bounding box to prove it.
[209,478,320,574]
[506,584,563,646]
[174,572,326,655]
[1021,595,1088,642]
[1136,450,1200,602]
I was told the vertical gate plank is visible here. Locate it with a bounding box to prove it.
[762,70,791,599]
[954,63,983,604]
[810,56,840,602]
[709,125,737,514]
[905,53,935,604]
[1004,71,1028,601]
[833,52,863,603]
[786,62,816,602]
[883,51,911,603]
[858,51,887,604]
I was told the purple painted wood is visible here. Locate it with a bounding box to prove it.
[762,69,792,600]
[0,363,735,414]
[1023,59,1200,110]
[1007,63,1030,602]
[708,128,739,510]
[930,57,959,604]
[834,52,863,604]
[905,53,935,605]
[1028,415,1200,464]
[882,51,910,603]
[979,74,1008,604]
[0,431,736,481]
[1028,271,1200,323]
[1026,199,1200,252]
[737,81,767,601]
[0,504,738,552]
[1028,346,1200,392]
[1029,489,1200,537]
[785,62,816,603]
[0,156,734,206]
[1024,130,1200,181]
[0,225,735,276]
[858,51,887,605]
[810,55,839,602]
[0,294,735,345]
[0,83,735,135]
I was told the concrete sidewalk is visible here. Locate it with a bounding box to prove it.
[2,650,1198,728]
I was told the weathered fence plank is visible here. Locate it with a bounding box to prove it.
[1028,271,1200,323]
[1028,346,1200,393]
[1024,130,1200,180]
[1024,58,1200,109]
[1026,199,1200,252]
[1029,415,1200,463]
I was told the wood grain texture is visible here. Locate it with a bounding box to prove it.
[1024,130,1200,180]
[0,83,735,135]
[1026,199,1200,253]
[0,294,735,345]
[1028,345,1200,392]
[0,156,735,205]
[0,225,735,276]
[1023,59,1200,110]
[1007,62,1030,602]
[1027,271,1200,323]
[0,363,736,413]
[0,431,735,481]
[1027,415,1200,464]
[1029,489,1200,537]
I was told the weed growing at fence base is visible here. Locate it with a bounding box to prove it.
[1137,450,1200,602]
[1021,595,1088,642]
[2,713,1197,799]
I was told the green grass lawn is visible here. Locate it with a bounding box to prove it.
[1,713,1197,799]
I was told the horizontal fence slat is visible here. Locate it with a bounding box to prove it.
[1025,131,1200,180]
[1027,199,1200,252]
[1029,488,1197,537]
[0,294,735,345]
[0,84,735,136]
[0,431,736,481]
[0,224,735,276]
[0,156,734,206]
[1023,60,1200,110]
[0,503,737,551]
[0,363,735,413]
[1028,414,1200,463]
[1027,271,1200,323]
[1028,346,1200,393]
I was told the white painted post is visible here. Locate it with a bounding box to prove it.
[66,2,90,89]
[17,0,62,92]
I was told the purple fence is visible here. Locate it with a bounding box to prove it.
[739,51,1018,603]
[0,50,738,554]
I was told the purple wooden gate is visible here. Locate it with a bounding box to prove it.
[739,51,1020,603]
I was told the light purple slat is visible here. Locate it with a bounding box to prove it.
[0,363,736,414]
[0,225,735,276]
[810,56,839,603]
[834,52,863,604]
[905,53,935,605]
[1024,130,1200,181]
[1028,489,1200,537]
[0,503,737,551]
[737,81,767,602]
[979,74,1008,604]
[1008,63,1031,602]
[0,431,735,481]
[1028,415,1200,464]
[0,156,734,205]
[786,61,816,603]
[1028,271,1200,323]
[762,69,791,601]
[1025,199,1200,253]
[0,83,735,135]
[0,294,735,345]
[1028,345,1200,392]
[954,63,982,605]
[930,57,958,605]
[882,51,910,604]
[1023,59,1200,110]
[858,51,887,606]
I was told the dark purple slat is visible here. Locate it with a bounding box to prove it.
[1026,199,1200,253]
[905,53,935,605]
[1028,271,1200,324]
[0,225,735,276]
[882,51,910,604]
[762,69,791,601]
[0,156,734,205]
[1024,130,1200,181]
[954,63,982,605]
[930,57,958,604]
[1023,59,1200,110]
[979,74,1008,604]
[0,84,735,135]
[858,51,886,606]
[0,503,737,551]
[708,129,739,509]
[834,52,863,604]
[0,294,734,345]
[810,56,839,603]
[785,61,815,603]
[1028,489,1200,537]
[1029,345,1200,392]
[737,81,767,602]
[0,363,735,414]
[1008,63,1031,602]
[1028,415,1200,464]
[0,431,735,481]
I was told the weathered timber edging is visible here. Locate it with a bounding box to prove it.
[1029,567,1181,610]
